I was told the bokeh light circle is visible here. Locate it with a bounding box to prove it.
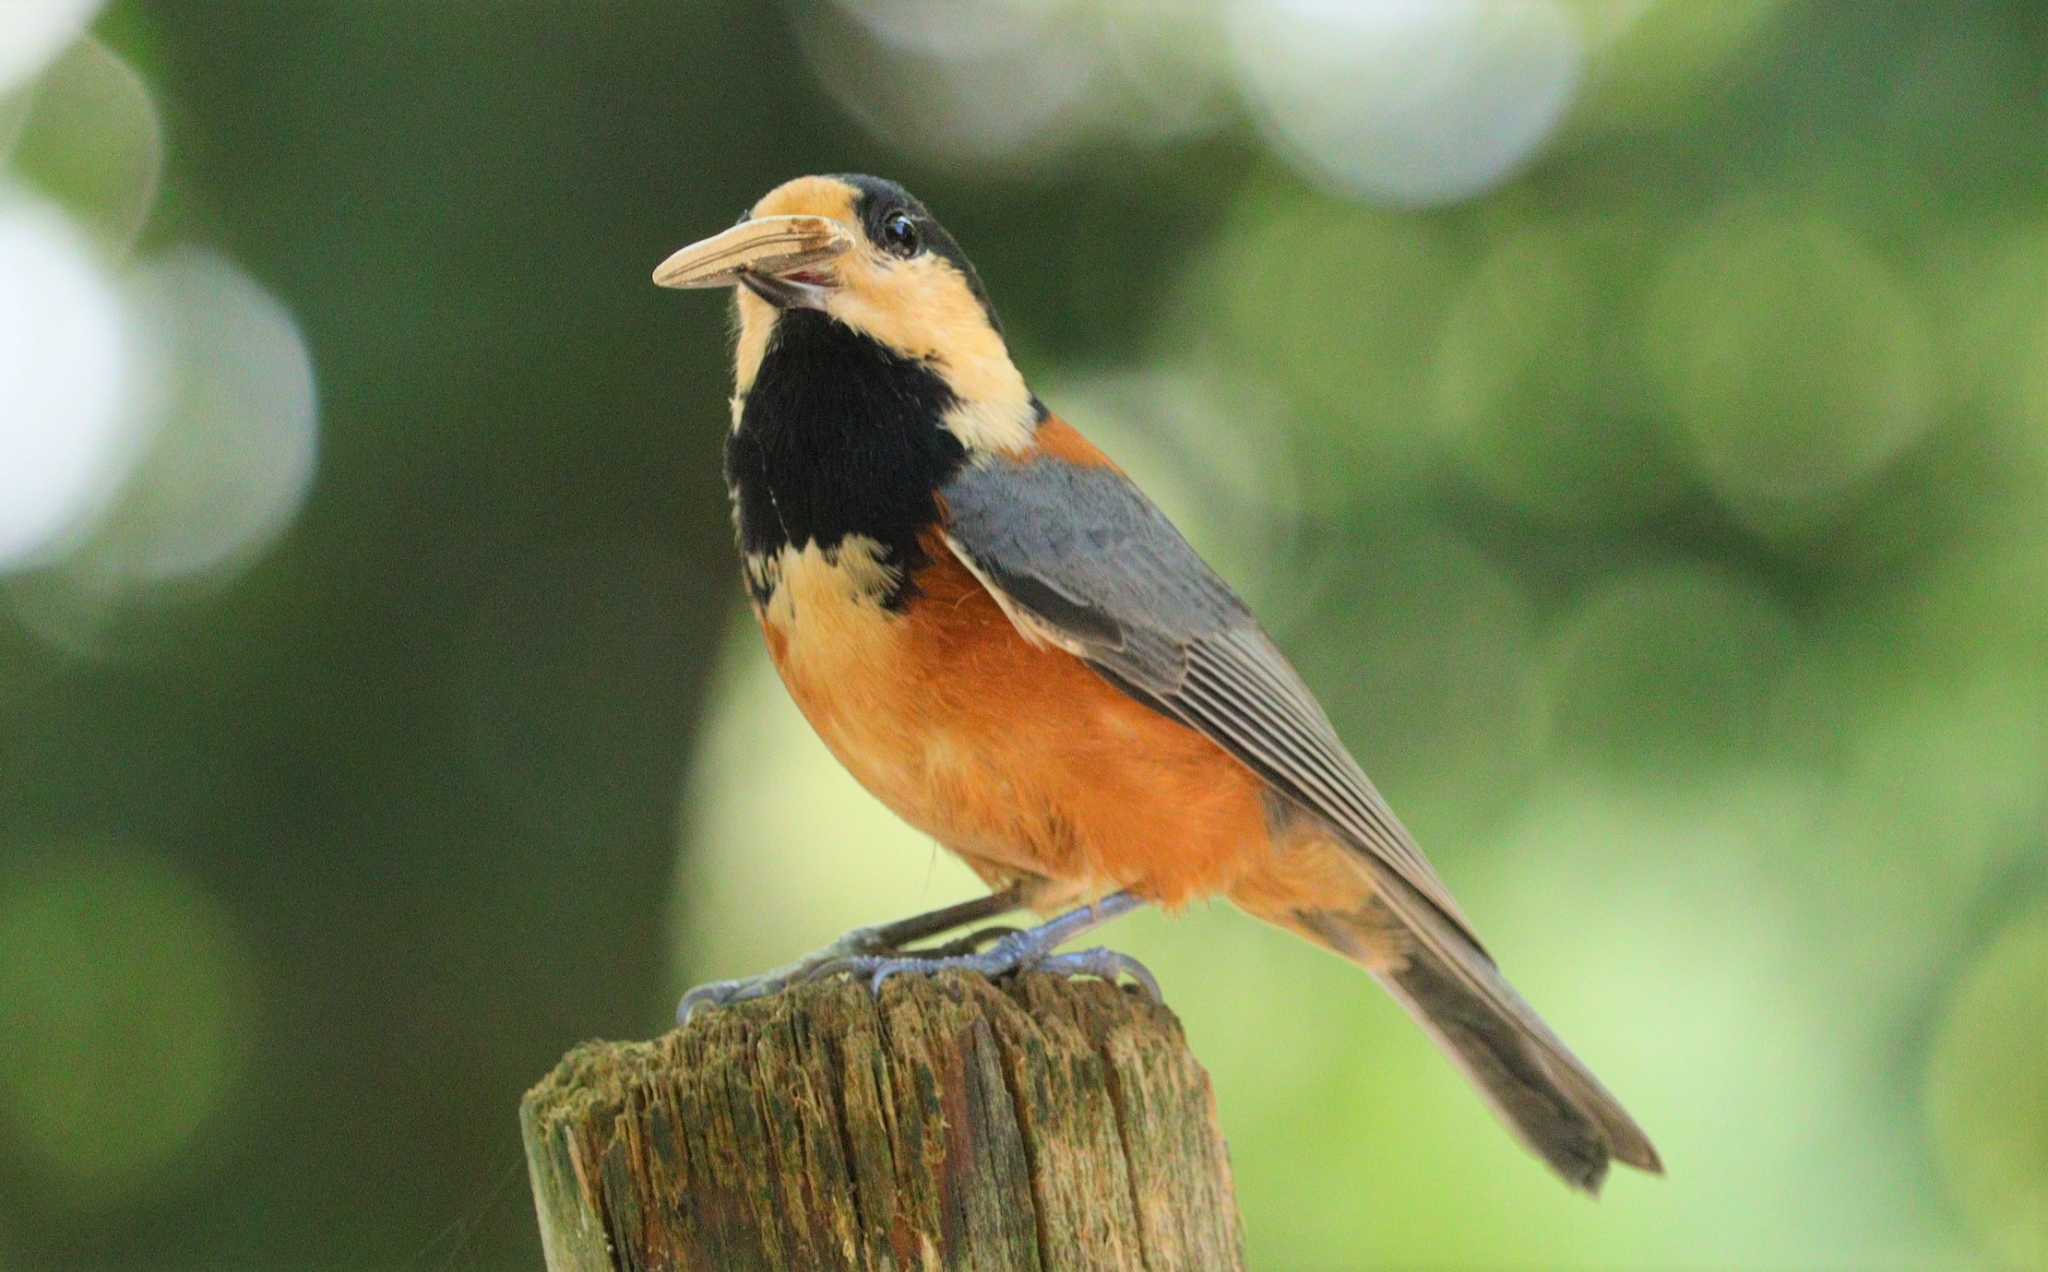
[0,187,136,571]
[1645,207,1937,534]
[1927,907,2048,1269]
[0,0,104,93]
[0,845,255,1199]
[7,249,320,658]
[1546,564,1799,778]
[1169,187,1461,506]
[1931,222,2048,452]
[1227,0,1584,207]
[1096,1,1237,144]
[95,249,320,583]
[1572,0,1791,132]
[828,0,1062,60]
[0,80,33,162]
[8,37,163,254]
[799,0,1098,168]
[1433,220,1681,526]
[800,0,1231,168]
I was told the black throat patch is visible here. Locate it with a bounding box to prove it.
[725,309,969,610]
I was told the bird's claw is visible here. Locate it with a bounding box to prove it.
[677,974,784,1022]
[677,923,1027,1023]
[1034,947,1162,1000]
[677,925,885,1023]
[813,932,1161,1001]
[679,892,1151,1023]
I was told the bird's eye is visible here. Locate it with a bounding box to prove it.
[879,210,921,258]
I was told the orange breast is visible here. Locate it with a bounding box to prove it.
[757,531,1274,909]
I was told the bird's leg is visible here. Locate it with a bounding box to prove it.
[925,923,1027,956]
[812,890,1159,1000]
[678,886,1024,1022]
[848,886,1027,952]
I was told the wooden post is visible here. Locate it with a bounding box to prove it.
[520,971,1245,1270]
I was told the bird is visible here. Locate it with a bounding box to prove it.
[653,173,1662,1193]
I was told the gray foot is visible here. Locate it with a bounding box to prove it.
[678,890,1025,1024]
[1037,948,1162,999]
[678,927,884,1023]
[817,942,1161,1000]
[679,891,1156,1022]
[812,892,1158,1000]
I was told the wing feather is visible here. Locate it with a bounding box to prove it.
[941,457,1480,946]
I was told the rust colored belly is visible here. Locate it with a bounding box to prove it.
[756,534,1273,909]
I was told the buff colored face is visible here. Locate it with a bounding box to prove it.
[655,176,1026,409]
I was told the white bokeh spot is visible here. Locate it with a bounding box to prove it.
[0,187,136,571]
[94,249,320,583]
[1227,0,1584,207]
[7,246,322,655]
[800,0,1233,168]
[9,37,164,254]
[0,0,105,93]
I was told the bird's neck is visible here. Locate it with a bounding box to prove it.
[726,310,999,611]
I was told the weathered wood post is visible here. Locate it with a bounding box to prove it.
[520,971,1244,1270]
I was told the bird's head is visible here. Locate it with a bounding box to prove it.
[654,174,1036,453]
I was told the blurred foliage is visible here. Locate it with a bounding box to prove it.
[1,1,2043,1268]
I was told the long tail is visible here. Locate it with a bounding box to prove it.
[1235,851,1663,1193]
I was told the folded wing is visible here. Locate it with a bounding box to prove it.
[939,453,1480,948]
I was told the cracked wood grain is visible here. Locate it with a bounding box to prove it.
[520,972,1244,1271]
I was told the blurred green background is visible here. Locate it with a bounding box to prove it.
[2,1,2043,1267]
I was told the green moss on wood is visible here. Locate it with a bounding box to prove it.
[520,972,1244,1271]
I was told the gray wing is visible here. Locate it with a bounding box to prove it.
[941,457,1480,945]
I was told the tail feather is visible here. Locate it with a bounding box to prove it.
[1272,864,1662,1193]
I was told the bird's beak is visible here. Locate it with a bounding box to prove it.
[651,214,855,310]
